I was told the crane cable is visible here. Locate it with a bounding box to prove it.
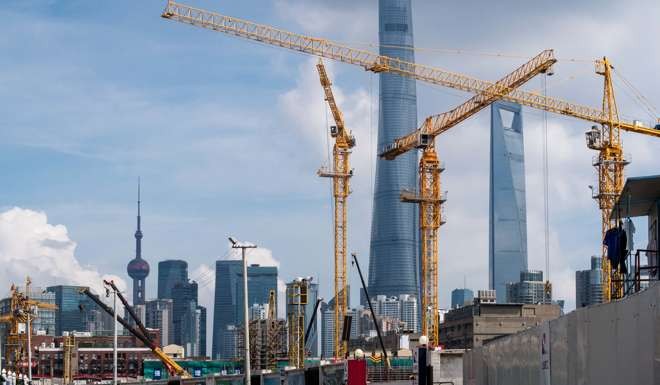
[542,73,551,295]
[612,68,658,121]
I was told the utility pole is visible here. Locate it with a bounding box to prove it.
[105,283,118,385]
[26,308,33,384]
[229,237,257,385]
[25,277,33,385]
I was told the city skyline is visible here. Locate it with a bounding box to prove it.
[2,0,660,340]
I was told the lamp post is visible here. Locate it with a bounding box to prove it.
[229,237,257,385]
[105,284,118,385]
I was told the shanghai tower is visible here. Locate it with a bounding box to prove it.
[368,0,419,300]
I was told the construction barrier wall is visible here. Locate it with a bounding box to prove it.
[464,282,660,385]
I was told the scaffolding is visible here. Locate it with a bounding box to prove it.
[287,279,309,368]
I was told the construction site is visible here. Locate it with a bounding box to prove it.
[1,1,659,385]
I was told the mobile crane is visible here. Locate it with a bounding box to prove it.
[80,281,190,378]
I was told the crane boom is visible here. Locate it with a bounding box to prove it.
[382,49,556,159]
[161,1,660,142]
[80,288,190,378]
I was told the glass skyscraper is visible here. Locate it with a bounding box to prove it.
[576,256,603,308]
[157,260,188,299]
[211,261,278,358]
[489,101,528,303]
[46,285,111,335]
[368,0,419,302]
[451,288,474,309]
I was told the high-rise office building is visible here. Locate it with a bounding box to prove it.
[320,304,358,359]
[399,294,418,332]
[212,261,278,358]
[489,101,528,303]
[46,285,112,335]
[451,288,474,309]
[158,260,188,300]
[305,283,319,357]
[171,280,197,344]
[127,181,149,305]
[157,260,204,355]
[145,299,173,345]
[506,270,551,304]
[368,0,419,302]
[576,256,603,308]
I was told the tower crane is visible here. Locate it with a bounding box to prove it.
[396,51,557,345]
[383,57,659,302]
[316,59,355,358]
[0,277,58,374]
[160,1,659,315]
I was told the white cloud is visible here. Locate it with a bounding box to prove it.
[0,207,126,297]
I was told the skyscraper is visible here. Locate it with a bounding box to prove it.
[212,261,278,358]
[127,181,149,305]
[145,299,173,345]
[576,256,603,308]
[46,285,112,335]
[451,288,474,309]
[506,270,551,304]
[157,260,205,356]
[489,101,528,303]
[158,260,188,300]
[368,0,419,303]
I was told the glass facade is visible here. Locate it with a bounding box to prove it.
[145,299,173,345]
[451,288,474,309]
[489,101,528,303]
[369,0,419,302]
[576,256,603,308]
[506,270,551,304]
[211,261,278,358]
[157,260,188,299]
[46,285,111,335]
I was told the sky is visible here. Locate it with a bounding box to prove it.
[1,0,659,352]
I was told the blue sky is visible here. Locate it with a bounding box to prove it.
[2,0,659,327]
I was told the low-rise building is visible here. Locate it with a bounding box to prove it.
[439,302,561,349]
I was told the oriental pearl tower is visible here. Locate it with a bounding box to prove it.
[127,179,149,305]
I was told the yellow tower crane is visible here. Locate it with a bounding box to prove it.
[160,1,660,310]
[383,57,659,302]
[0,277,58,373]
[315,59,355,358]
[390,51,557,345]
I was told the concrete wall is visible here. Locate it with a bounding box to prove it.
[431,349,464,385]
[464,283,660,385]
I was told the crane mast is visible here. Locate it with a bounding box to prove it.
[160,1,659,314]
[316,59,354,358]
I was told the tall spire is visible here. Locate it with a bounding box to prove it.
[135,177,143,259]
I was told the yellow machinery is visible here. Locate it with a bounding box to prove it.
[287,279,309,368]
[160,1,660,313]
[0,277,58,374]
[316,59,354,358]
[384,57,658,303]
[81,283,190,378]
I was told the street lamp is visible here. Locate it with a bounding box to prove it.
[105,283,118,385]
[228,236,257,385]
